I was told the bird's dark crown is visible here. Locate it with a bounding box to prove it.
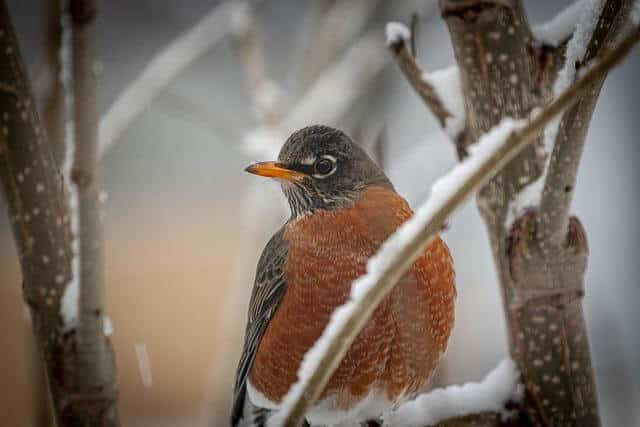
[273,125,393,218]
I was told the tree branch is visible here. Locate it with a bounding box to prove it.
[385,359,523,427]
[538,0,633,247]
[67,0,120,423]
[386,22,453,129]
[0,1,110,424]
[439,1,637,425]
[268,27,640,426]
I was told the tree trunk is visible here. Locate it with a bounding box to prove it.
[0,1,119,424]
[439,0,633,425]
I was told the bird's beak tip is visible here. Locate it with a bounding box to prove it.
[244,161,306,181]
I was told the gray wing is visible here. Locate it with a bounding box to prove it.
[231,226,289,426]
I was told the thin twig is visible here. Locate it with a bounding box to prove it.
[387,23,453,130]
[69,0,119,422]
[271,25,640,427]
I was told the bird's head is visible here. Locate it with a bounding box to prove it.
[245,125,392,218]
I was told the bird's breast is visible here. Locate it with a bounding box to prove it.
[249,186,456,420]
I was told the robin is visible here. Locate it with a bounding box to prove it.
[232,125,456,426]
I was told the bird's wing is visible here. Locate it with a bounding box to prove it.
[231,226,289,426]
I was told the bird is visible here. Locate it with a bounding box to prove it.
[232,125,456,426]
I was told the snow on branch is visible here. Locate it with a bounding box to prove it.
[385,21,411,46]
[97,0,246,159]
[532,0,586,47]
[267,26,640,426]
[384,359,523,427]
[506,0,624,231]
[386,22,464,140]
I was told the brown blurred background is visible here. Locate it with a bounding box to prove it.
[1,1,639,426]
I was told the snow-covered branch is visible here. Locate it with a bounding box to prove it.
[538,0,637,246]
[68,0,119,422]
[384,359,523,427]
[267,25,640,426]
[386,22,464,141]
[97,0,245,159]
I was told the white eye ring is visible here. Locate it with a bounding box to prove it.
[312,155,337,178]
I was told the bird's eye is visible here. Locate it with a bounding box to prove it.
[313,156,336,178]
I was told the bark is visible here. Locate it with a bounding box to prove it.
[0,0,71,424]
[69,0,119,424]
[43,0,65,167]
[0,1,119,424]
[438,0,634,426]
[273,25,640,424]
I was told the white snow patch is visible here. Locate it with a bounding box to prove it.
[383,359,523,427]
[134,343,153,388]
[59,9,80,329]
[385,22,411,46]
[533,0,585,47]
[268,118,524,427]
[422,66,465,138]
[505,177,543,231]
[103,315,113,336]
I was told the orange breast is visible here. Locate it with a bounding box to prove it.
[249,186,456,409]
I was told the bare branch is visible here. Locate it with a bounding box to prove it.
[69,0,120,423]
[268,28,640,425]
[386,22,453,131]
[0,1,118,424]
[97,0,244,159]
[538,0,634,247]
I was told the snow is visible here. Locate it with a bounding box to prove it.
[422,66,465,138]
[507,0,603,231]
[98,1,245,159]
[385,22,411,46]
[533,0,585,47]
[103,315,113,336]
[135,343,153,388]
[383,359,524,426]
[59,8,80,328]
[268,118,524,426]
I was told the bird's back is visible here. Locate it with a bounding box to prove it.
[248,185,456,424]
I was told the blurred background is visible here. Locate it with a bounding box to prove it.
[0,0,638,426]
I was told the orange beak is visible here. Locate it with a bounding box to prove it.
[244,161,307,182]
